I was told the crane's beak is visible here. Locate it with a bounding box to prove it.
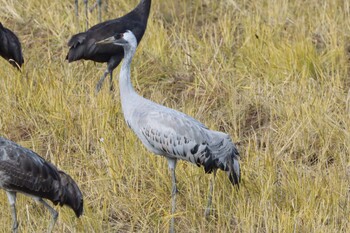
[95,36,128,46]
[95,36,116,45]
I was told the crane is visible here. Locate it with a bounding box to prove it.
[67,0,151,93]
[0,136,83,233]
[0,23,24,70]
[96,30,240,233]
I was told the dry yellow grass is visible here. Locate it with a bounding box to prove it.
[1,0,350,232]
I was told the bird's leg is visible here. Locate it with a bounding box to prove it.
[95,68,109,93]
[74,0,79,17]
[89,1,97,12]
[74,0,79,27]
[109,70,114,92]
[167,158,177,233]
[83,0,89,29]
[97,0,102,22]
[104,0,108,14]
[36,198,58,233]
[204,170,217,219]
[170,167,176,233]
[6,191,18,233]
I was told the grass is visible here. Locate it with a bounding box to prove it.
[1,0,350,232]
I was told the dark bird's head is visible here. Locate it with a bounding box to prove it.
[95,30,137,49]
[58,171,84,217]
[0,22,24,70]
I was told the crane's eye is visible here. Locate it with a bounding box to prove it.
[114,33,123,40]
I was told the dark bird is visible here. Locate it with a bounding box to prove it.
[0,23,24,70]
[0,136,83,233]
[67,0,151,92]
[96,31,240,233]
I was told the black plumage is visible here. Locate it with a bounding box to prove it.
[0,23,24,70]
[0,136,83,233]
[66,0,151,92]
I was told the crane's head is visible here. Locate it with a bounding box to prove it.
[58,171,84,217]
[95,30,137,48]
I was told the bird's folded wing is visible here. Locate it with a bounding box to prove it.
[0,142,60,193]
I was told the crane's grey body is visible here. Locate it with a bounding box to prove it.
[0,136,83,233]
[97,31,240,232]
[124,93,240,176]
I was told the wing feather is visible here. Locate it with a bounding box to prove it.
[0,137,61,201]
[133,109,223,172]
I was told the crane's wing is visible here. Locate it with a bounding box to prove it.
[0,137,61,201]
[135,110,223,173]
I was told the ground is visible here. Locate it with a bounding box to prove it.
[0,0,350,232]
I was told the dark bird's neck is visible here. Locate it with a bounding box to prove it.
[126,0,151,23]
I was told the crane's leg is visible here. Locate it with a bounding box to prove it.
[97,0,102,22]
[74,0,79,18]
[170,168,176,233]
[204,170,217,219]
[95,68,109,93]
[74,0,79,28]
[167,158,177,233]
[83,0,89,29]
[104,0,108,14]
[89,0,104,21]
[109,70,114,92]
[6,191,18,233]
[35,198,58,233]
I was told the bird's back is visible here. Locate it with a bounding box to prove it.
[125,96,240,183]
[0,137,83,214]
[0,137,62,202]
[66,0,151,63]
[0,23,24,69]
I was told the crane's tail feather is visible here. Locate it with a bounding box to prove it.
[227,148,240,186]
[66,33,87,62]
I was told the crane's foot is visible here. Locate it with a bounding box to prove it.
[109,82,114,92]
[169,220,175,233]
[95,81,104,93]
[12,223,18,233]
[204,207,211,219]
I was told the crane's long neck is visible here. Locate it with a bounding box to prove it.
[119,45,138,111]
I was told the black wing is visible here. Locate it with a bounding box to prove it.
[0,137,62,204]
[66,20,145,62]
[66,0,151,63]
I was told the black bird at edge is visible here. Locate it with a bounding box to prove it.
[0,136,83,233]
[66,0,151,93]
[0,23,24,70]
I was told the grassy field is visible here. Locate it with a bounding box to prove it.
[1,0,350,232]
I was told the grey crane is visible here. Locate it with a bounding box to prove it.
[96,31,240,233]
[0,136,83,233]
[67,0,151,93]
[0,23,24,70]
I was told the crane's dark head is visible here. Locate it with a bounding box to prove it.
[58,171,84,217]
[95,30,137,48]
